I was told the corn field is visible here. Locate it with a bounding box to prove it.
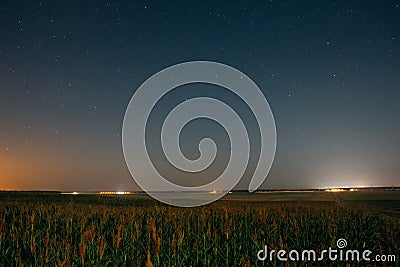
[0,193,399,266]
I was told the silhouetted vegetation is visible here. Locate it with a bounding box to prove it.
[0,192,399,266]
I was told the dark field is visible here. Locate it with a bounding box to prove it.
[0,191,399,266]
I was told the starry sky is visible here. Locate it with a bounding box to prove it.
[1,0,399,191]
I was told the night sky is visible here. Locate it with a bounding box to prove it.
[1,0,399,191]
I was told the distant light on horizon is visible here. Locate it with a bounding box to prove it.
[324,188,346,192]
[99,191,131,195]
[320,183,372,190]
[61,191,80,195]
